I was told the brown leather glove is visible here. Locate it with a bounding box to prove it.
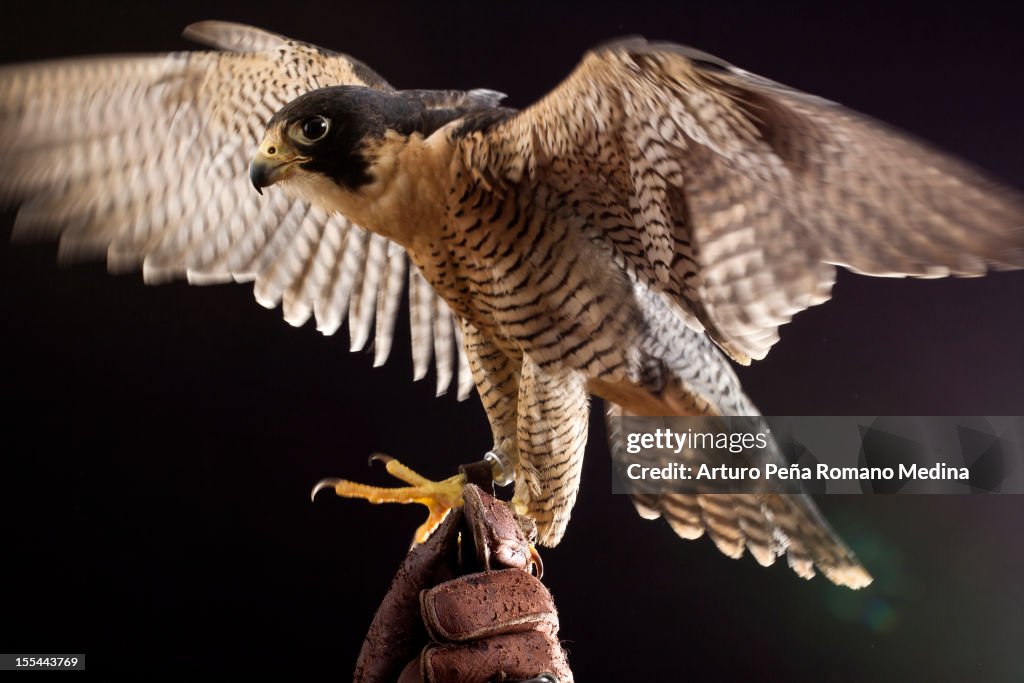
[354,483,573,683]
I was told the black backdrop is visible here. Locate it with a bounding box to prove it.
[2,1,1023,680]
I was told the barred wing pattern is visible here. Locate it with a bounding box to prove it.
[0,21,472,399]
[493,39,1024,363]
[476,39,1024,586]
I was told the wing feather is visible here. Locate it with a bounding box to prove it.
[348,234,388,352]
[602,300,873,589]
[453,323,475,402]
[373,241,407,367]
[431,294,456,397]
[487,39,1024,362]
[408,267,434,382]
[0,22,471,398]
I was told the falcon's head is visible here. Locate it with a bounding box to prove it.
[249,86,422,196]
[249,86,506,241]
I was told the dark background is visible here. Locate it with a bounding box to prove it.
[2,1,1023,680]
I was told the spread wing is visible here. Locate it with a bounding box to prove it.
[462,38,1024,587]
[0,21,473,399]
[484,38,1024,363]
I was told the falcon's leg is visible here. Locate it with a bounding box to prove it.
[312,323,524,546]
[311,455,466,545]
[514,356,591,547]
[461,321,523,483]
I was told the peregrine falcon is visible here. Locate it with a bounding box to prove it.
[3,22,1023,590]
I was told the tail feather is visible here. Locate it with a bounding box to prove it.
[608,403,872,589]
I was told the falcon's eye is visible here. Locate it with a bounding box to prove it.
[297,115,329,143]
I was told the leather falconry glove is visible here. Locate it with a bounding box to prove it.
[354,477,573,683]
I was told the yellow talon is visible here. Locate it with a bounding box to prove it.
[311,454,468,545]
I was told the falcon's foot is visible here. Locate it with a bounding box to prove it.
[311,455,467,545]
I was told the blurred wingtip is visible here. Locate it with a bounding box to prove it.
[182,21,287,53]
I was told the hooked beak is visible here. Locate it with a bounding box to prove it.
[249,136,307,195]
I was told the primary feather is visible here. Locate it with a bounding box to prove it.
[0,21,472,399]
